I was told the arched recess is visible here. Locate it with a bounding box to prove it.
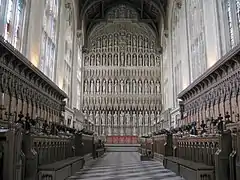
[82,4,161,69]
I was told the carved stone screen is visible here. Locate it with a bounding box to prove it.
[82,4,161,137]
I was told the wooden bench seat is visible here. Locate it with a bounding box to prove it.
[164,156,214,180]
[38,156,84,180]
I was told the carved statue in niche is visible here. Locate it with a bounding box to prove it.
[114,33,118,45]
[138,35,143,48]
[132,111,136,125]
[144,54,149,66]
[156,56,161,66]
[84,80,88,93]
[84,56,89,66]
[96,111,100,125]
[90,54,95,66]
[114,54,118,66]
[89,111,93,123]
[126,80,130,94]
[97,38,101,49]
[96,80,100,93]
[139,112,143,126]
[150,40,154,50]
[120,80,124,93]
[120,52,125,66]
[126,111,130,125]
[114,80,118,93]
[119,33,125,45]
[150,54,155,66]
[138,54,143,66]
[139,81,142,94]
[132,35,137,52]
[96,54,100,66]
[127,34,131,45]
[157,111,160,123]
[156,81,160,94]
[108,80,112,93]
[150,80,154,94]
[144,37,148,49]
[120,112,124,125]
[102,54,106,66]
[90,80,94,93]
[103,35,107,47]
[144,80,148,94]
[102,80,106,94]
[108,112,112,125]
[132,54,136,66]
[113,111,118,125]
[108,34,112,45]
[83,110,87,120]
[108,54,112,66]
[133,80,136,94]
[145,111,148,125]
[151,111,155,123]
[126,54,130,66]
[91,40,96,49]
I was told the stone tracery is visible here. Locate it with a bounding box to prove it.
[82,4,161,136]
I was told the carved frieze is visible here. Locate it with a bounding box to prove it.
[0,36,67,111]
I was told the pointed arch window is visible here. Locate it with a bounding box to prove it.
[40,0,59,81]
[3,0,26,51]
[226,0,234,48]
[172,2,183,108]
[187,0,206,81]
[236,0,240,29]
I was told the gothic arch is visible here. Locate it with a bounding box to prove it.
[82,4,162,136]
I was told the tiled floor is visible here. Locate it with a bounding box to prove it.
[68,152,184,180]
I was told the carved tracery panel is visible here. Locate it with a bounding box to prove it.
[82,4,161,136]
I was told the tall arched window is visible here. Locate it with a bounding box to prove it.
[63,3,74,107]
[172,1,183,108]
[40,0,59,81]
[224,0,240,49]
[3,0,26,51]
[226,0,235,48]
[187,0,206,81]
[77,44,82,110]
[236,0,240,29]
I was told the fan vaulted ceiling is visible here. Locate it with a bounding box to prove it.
[78,0,168,36]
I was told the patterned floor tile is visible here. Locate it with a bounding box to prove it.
[68,152,184,180]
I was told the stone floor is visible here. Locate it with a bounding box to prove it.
[68,152,184,180]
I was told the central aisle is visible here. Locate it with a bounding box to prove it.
[68,152,184,180]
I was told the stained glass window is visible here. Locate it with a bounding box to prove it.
[40,0,59,81]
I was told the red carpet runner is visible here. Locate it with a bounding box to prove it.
[106,136,138,144]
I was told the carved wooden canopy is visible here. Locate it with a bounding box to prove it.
[78,0,168,37]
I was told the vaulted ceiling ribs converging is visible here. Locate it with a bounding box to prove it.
[79,0,168,37]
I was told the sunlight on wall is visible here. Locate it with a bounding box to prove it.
[31,52,39,67]
[207,53,217,68]
[182,79,189,90]
[58,78,64,90]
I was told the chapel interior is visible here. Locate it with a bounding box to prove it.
[0,0,240,180]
